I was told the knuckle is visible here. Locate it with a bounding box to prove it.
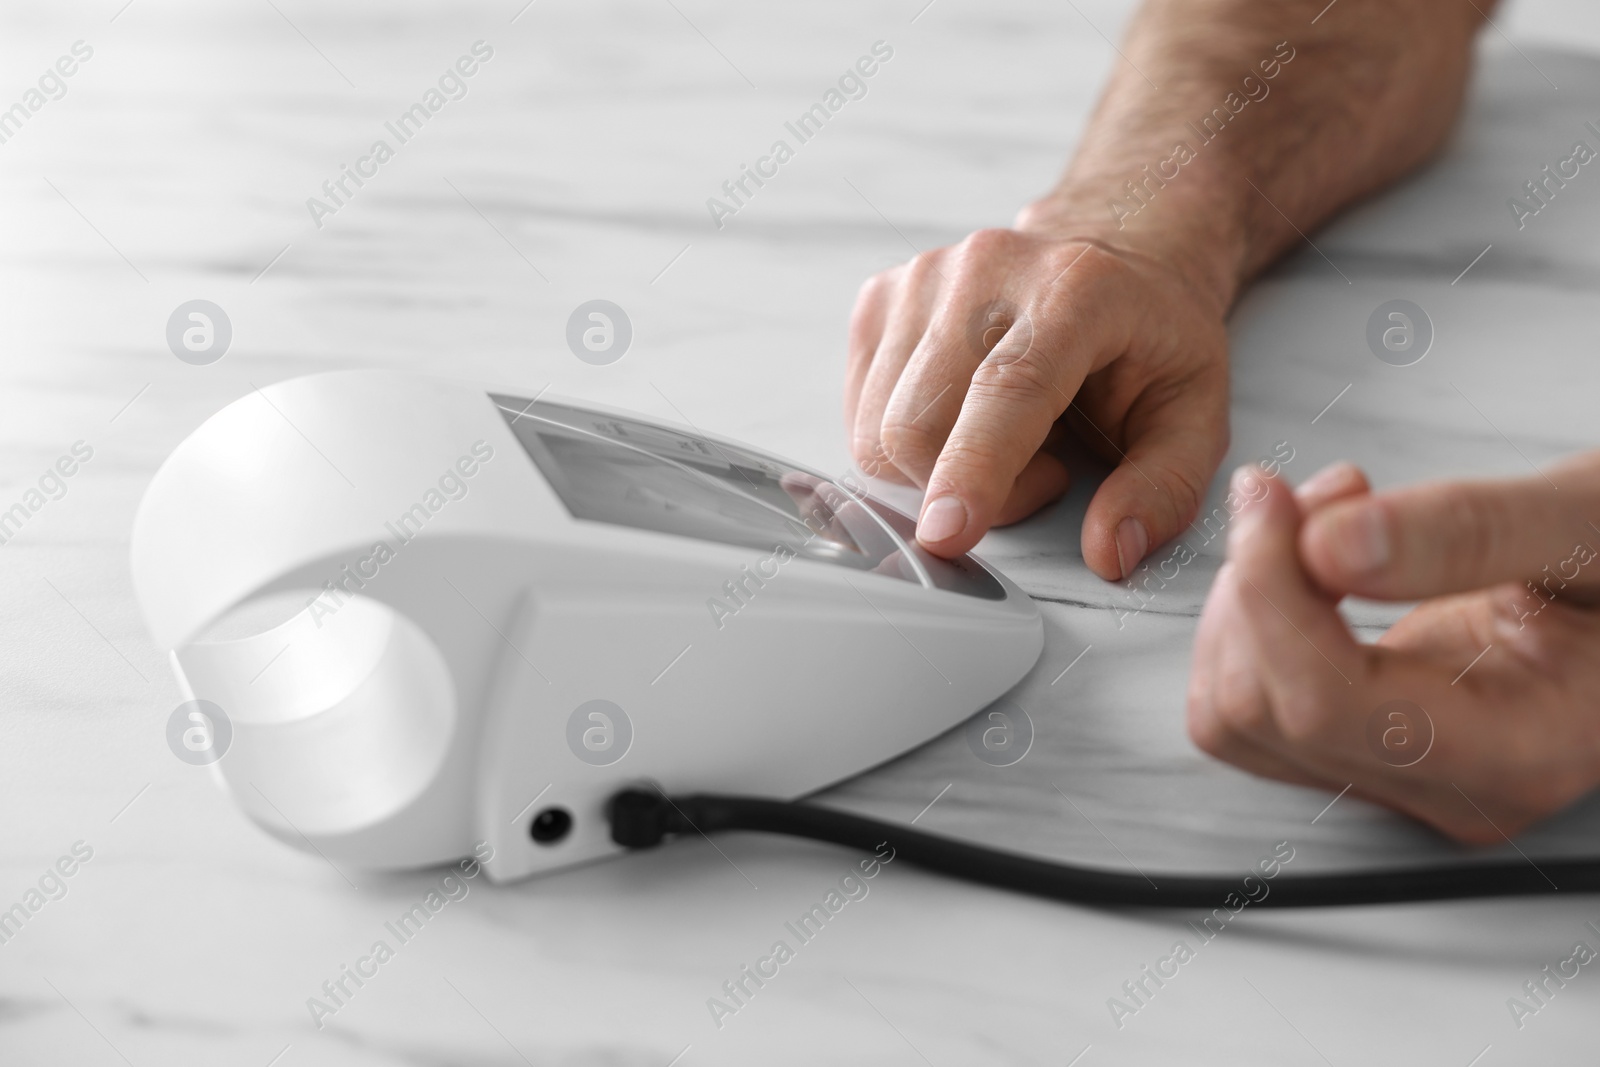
[960,227,1016,259]
[854,270,893,307]
[965,300,1033,361]
[931,437,1008,483]
[1186,705,1231,759]
[972,343,1055,398]
[1273,691,1340,746]
[902,248,946,288]
[1212,674,1269,737]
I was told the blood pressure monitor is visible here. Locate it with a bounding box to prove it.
[131,371,1043,882]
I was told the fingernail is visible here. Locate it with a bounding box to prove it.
[918,495,967,543]
[1230,463,1266,500]
[1114,516,1148,578]
[1286,460,1363,508]
[1299,463,1350,502]
[1323,502,1389,574]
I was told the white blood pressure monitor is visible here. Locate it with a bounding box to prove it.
[131,371,1043,882]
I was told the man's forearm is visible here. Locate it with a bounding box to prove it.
[1016,0,1492,312]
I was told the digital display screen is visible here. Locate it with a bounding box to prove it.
[491,393,1004,599]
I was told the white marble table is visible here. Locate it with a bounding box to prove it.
[4,1,1600,1063]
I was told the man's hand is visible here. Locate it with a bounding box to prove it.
[842,0,1492,579]
[844,231,1229,580]
[1188,460,1600,842]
